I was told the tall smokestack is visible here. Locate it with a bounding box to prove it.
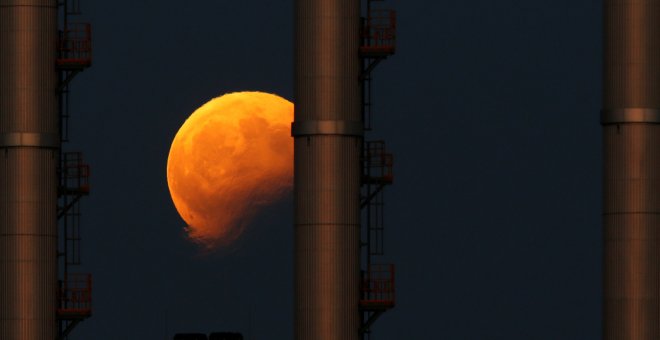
[602,0,660,338]
[292,0,361,339]
[0,0,59,338]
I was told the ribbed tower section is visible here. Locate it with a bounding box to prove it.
[0,0,59,339]
[293,0,361,339]
[602,0,660,339]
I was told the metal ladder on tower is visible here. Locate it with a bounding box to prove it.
[56,1,93,339]
[359,0,397,339]
[57,152,92,339]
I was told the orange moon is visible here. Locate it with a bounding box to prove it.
[166,91,293,249]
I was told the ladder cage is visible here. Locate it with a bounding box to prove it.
[59,86,71,142]
[367,190,385,256]
[65,201,82,265]
[62,152,90,194]
[364,141,393,183]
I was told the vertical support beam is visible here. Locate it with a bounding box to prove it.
[293,0,362,339]
[0,1,59,339]
[602,0,660,339]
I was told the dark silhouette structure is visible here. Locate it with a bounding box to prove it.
[0,0,92,339]
[293,0,397,339]
[602,0,660,338]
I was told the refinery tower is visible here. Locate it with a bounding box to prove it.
[293,0,397,339]
[602,0,660,338]
[1,0,92,339]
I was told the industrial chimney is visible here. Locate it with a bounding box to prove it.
[0,0,60,338]
[292,0,362,339]
[602,0,660,338]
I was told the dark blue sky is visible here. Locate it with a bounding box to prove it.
[67,0,602,339]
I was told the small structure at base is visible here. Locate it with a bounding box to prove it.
[173,332,243,340]
[173,333,207,340]
[209,332,244,340]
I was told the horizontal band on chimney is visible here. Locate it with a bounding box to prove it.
[291,120,363,137]
[0,132,59,148]
[601,108,660,124]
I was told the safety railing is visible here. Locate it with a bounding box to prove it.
[361,264,395,308]
[58,273,92,318]
[360,9,396,56]
[57,23,92,68]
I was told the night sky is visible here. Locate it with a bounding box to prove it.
[66,1,602,339]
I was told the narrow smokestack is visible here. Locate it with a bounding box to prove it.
[0,0,59,338]
[292,0,361,339]
[602,0,660,338]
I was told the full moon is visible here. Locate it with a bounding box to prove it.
[167,91,293,249]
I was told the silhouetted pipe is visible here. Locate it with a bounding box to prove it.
[0,0,60,339]
[292,0,361,339]
[602,0,660,338]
